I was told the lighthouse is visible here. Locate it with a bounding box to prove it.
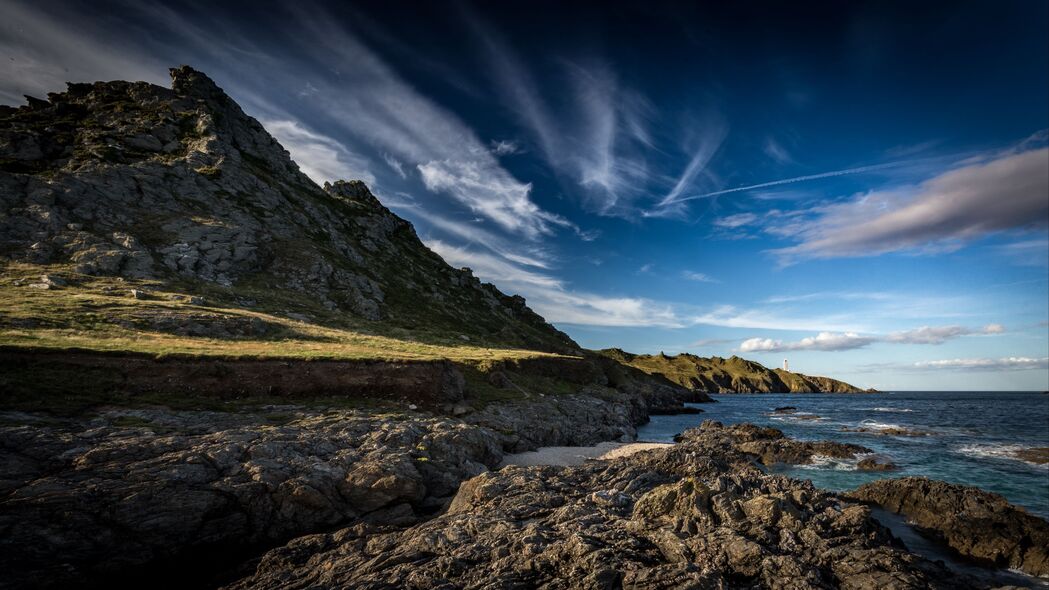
[783,358,789,371]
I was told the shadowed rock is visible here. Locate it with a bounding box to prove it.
[848,477,1049,577]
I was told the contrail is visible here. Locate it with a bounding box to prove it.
[665,160,910,205]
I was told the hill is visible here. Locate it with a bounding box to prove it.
[0,66,717,417]
[599,349,867,393]
[0,66,577,360]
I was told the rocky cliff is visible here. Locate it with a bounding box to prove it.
[602,349,867,393]
[0,66,574,353]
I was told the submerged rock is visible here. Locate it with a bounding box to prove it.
[1011,447,1049,464]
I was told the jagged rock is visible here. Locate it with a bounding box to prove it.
[0,66,577,353]
[227,427,971,590]
[848,477,1049,577]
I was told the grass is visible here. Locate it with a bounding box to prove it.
[0,263,574,364]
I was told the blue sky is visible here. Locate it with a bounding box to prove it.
[2,0,1047,390]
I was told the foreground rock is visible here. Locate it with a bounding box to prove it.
[848,477,1049,577]
[0,385,679,590]
[229,422,969,589]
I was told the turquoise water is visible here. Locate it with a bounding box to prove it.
[638,391,1049,518]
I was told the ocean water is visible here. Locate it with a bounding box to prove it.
[638,391,1049,518]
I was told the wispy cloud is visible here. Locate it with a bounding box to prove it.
[681,271,718,283]
[489,139,521,156]
[660,118,729,205]
[663,160,910,205]
[382,153,407,179]
[762,137,794,165]
[910,357,1049,371]
[769,142,1049,263]
[426,239,682,327]
[713,213,758,228]
[467,9,726,217]
[741,332,875,352]
[0,0,166,104]
[887,324,1003,345]
[740,324,1006,352]
[262,119,376,185]
[995,238,1049,267]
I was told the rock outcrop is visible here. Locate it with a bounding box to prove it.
[602,349,867,393]
[0,66,574,353]
[848,477,1049,577]
[227,422,974,590]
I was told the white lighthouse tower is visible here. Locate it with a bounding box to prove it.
[783,358,789,371]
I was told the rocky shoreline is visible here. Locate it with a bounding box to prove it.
[0,372,701,590]
[4,406,1047,589]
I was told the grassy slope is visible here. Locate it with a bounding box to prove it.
[0,263,567,363]
[600,349,863,393]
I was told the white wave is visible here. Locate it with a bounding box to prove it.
[859,419,902,430]
[865,407,915,413]
[955,443,1049,469]
[769,413,827,425]
[798,453,866,471]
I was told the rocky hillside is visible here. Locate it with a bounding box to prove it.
[601,349,867,393]
[0,66,574,354]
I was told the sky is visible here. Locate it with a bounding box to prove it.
[2,0,1047,390]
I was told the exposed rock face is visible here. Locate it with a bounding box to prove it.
[602,349,866,393]
[227,423,969,590]
[848,477,1049,577]
[0,66,574,352]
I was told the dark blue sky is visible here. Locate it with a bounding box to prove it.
[3,0,1047,389]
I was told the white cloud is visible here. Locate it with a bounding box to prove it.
[417,160,568,239]
[769,145,1049,263]
[713,213,758,229]
[262,119,375,185]
[740,332,875,352]
[911,357,1049,371]
[681,271,718,283]
[740,323,1007,353]
[887,324,1005,344]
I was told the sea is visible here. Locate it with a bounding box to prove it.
[639,391,1049,518]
